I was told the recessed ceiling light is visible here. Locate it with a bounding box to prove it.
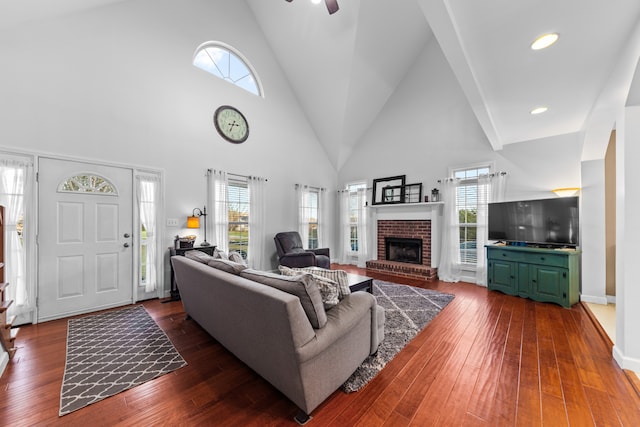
[530,106,548,115]
[311,0,322,4]
[531,33,559,50]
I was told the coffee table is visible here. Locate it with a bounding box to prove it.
[347,272,373,293]
[296,266,374,293]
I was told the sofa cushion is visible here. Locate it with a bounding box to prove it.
[207,258,247,275]
[240,269,327,329]
[279,265,339,309]
[185,250,215,264]
[228,251,247,266]
[281,266,351,299]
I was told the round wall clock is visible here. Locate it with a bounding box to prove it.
[213,105,249,143]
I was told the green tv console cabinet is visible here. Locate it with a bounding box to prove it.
[486,245,580,308]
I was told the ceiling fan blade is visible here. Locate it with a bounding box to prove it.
[325,0,339,14]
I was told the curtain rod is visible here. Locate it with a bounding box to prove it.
[437,171,507,184]
[207,169,268,181]
[337,187,372,193]
[296,183,326,191]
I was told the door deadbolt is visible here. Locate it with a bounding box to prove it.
[124,233,130,238]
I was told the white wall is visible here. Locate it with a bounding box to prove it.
[580,160,607,304]
[614,105,640,372]
[339,37,582,206]
[0,0,337,291]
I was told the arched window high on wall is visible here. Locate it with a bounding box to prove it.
[193,42,263,97]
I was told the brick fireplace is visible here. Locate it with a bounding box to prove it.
[366,215,439,281]
[365,202,442,281]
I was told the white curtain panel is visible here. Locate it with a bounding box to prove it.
[317,188,327,249]
[438,178,462,282]
[0,158,34,317]
[336,190,351,264]
[136,175,159,293]
[208,170,229,253]
[247,176,267,269]
[356,188,370,268]
[475,172,508,285]
[295,184,310,248]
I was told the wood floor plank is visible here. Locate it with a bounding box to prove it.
[487,297,526,425]
[465,295,514,421]
[1,264,639,425]
[515,302,542,425]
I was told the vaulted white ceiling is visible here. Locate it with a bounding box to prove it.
[3,0,640,167]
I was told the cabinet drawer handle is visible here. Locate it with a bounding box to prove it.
[540,257,545,261]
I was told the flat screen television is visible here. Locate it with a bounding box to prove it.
[488,196,579,248]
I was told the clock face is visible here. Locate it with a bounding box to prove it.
[214,105,249,143]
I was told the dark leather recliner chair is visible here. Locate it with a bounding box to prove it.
[274,231,331,269]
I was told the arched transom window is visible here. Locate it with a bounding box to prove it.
[58,173,118,195]
[193,42,263,97]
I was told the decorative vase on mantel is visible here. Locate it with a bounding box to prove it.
[431,188,440,202]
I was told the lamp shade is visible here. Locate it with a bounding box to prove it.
[552,187,580,197]
[186,215,200,228]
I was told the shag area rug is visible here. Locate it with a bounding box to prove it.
[342,280,455,392]
[60,305,187,416]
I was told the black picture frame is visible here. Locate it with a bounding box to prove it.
[404,183,423,203]
[383,185,404,203]
[372,175,406,205]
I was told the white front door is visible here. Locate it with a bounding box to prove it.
[38,158,134,322]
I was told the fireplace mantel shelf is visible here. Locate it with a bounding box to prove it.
[368,201,443,210]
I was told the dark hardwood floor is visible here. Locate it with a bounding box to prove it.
[2,265,639,426]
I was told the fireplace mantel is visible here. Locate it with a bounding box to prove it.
[368,202,443,268]
[368,202,443,221]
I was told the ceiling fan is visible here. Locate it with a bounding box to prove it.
[285,0,339,15]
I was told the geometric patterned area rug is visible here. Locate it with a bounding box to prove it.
[59,305,187,416]
[341,280,455,393]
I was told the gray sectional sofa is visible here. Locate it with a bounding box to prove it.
[170,255,385,423]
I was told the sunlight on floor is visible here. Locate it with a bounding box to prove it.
[585,302,616,344]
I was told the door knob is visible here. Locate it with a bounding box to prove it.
[124,233,130,238]
[123,243,130,248]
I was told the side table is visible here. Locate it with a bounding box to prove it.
[165,245,216,302]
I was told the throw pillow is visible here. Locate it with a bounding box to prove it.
[213,247,229,260]
[240,269,327,329]
[309,275,340,310]
[280,266,351,299]
[184,250,215,264]
[207,258,247,275]
[228,251,247,266]
[278,265,339,310]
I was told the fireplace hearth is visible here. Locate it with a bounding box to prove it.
[385,237,422,264]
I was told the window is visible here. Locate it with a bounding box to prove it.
[228,178,249,259]
[140,224,148,283]
[300,190,319,249]
[454,166,490,266]
[348,182,367,252]
[58,173,117,194]
[137,175,160,293]
[193,42,263,97]
[0,156,34,317]
[297,185,326,250]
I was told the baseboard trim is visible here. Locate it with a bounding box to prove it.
[580,294,609,305]
[582,302,640,400]
[581,302,613,349]
[0,350,9,377]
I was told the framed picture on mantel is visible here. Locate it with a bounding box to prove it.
[372,175,406,205]
[404,183,423,203]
